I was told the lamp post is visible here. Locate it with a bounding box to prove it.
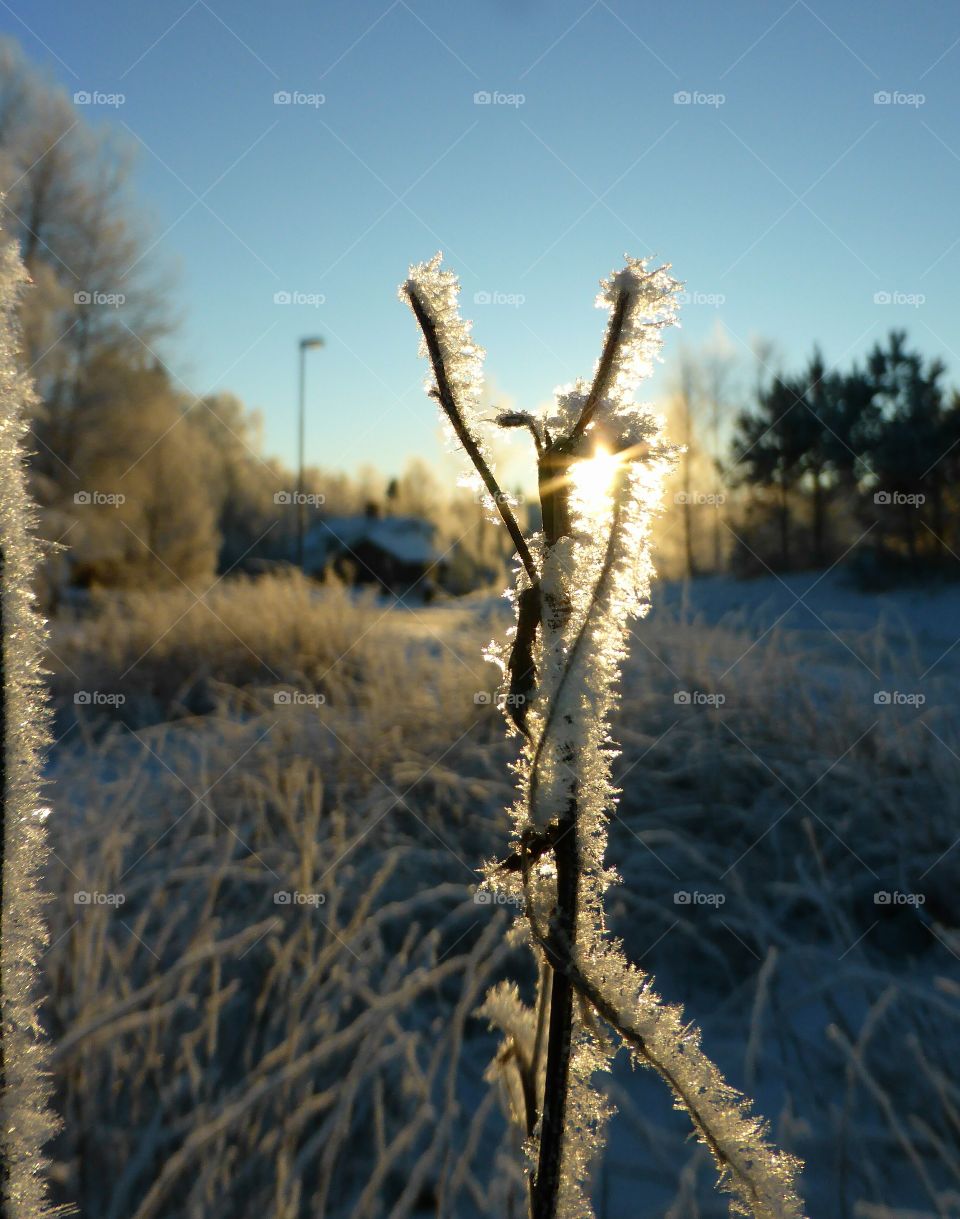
[297,336,324,571]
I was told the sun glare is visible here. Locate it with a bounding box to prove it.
[571,443,620,512]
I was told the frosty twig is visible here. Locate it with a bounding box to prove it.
[401,252,806,1219]
[403,277,537,586]
[0,236,57,1218]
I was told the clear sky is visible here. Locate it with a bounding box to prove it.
[6,1,960,485]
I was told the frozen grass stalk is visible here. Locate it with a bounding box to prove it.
[401,253,806,1219]
[0,236,56,1218]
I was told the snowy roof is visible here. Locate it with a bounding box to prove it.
[304,515,439,569]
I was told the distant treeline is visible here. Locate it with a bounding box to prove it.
[3,36,957,598]
[728,331,960,581]
[0,38,513,604]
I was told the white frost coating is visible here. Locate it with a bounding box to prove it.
[404,254,806,1219]
[0,236,57,1218]
[400,253,499,513]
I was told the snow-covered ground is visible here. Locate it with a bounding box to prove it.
[40,569,960,1217]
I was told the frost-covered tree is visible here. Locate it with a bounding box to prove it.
[402,254,806,1219]
[0,235,56,1216]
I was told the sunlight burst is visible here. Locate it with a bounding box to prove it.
[571,442,620,512]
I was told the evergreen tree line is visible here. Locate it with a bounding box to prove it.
[728,330,960,580]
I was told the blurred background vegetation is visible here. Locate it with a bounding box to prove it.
[4,37,960,613]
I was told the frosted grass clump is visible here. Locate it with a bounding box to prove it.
[402,253,806,1219]
[0,235,57,1217]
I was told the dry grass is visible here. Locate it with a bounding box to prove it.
[39,574,960,1217]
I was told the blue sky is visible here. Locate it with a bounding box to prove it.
[5,1,960,485]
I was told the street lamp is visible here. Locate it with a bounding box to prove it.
[297,335,324,571]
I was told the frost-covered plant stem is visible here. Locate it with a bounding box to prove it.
[401,254,806,1219]
[403,288,538,585]
[1,541,9,1215]
[0,237,56,1218]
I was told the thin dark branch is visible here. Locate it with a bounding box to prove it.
[527,482,628,1219]
[565,265,671,450]
[496,411,544,454]
[565,289,631,448]
[530,794,577,1219]
[522,902,766,1217]
[404,284,538,585]
[527,488,625,828]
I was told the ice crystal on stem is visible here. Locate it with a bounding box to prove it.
[0,235,57,1217]
[402,253,806,1219]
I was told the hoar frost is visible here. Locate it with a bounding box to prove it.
[0,235,57,1217]
[402,253,805,1219]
